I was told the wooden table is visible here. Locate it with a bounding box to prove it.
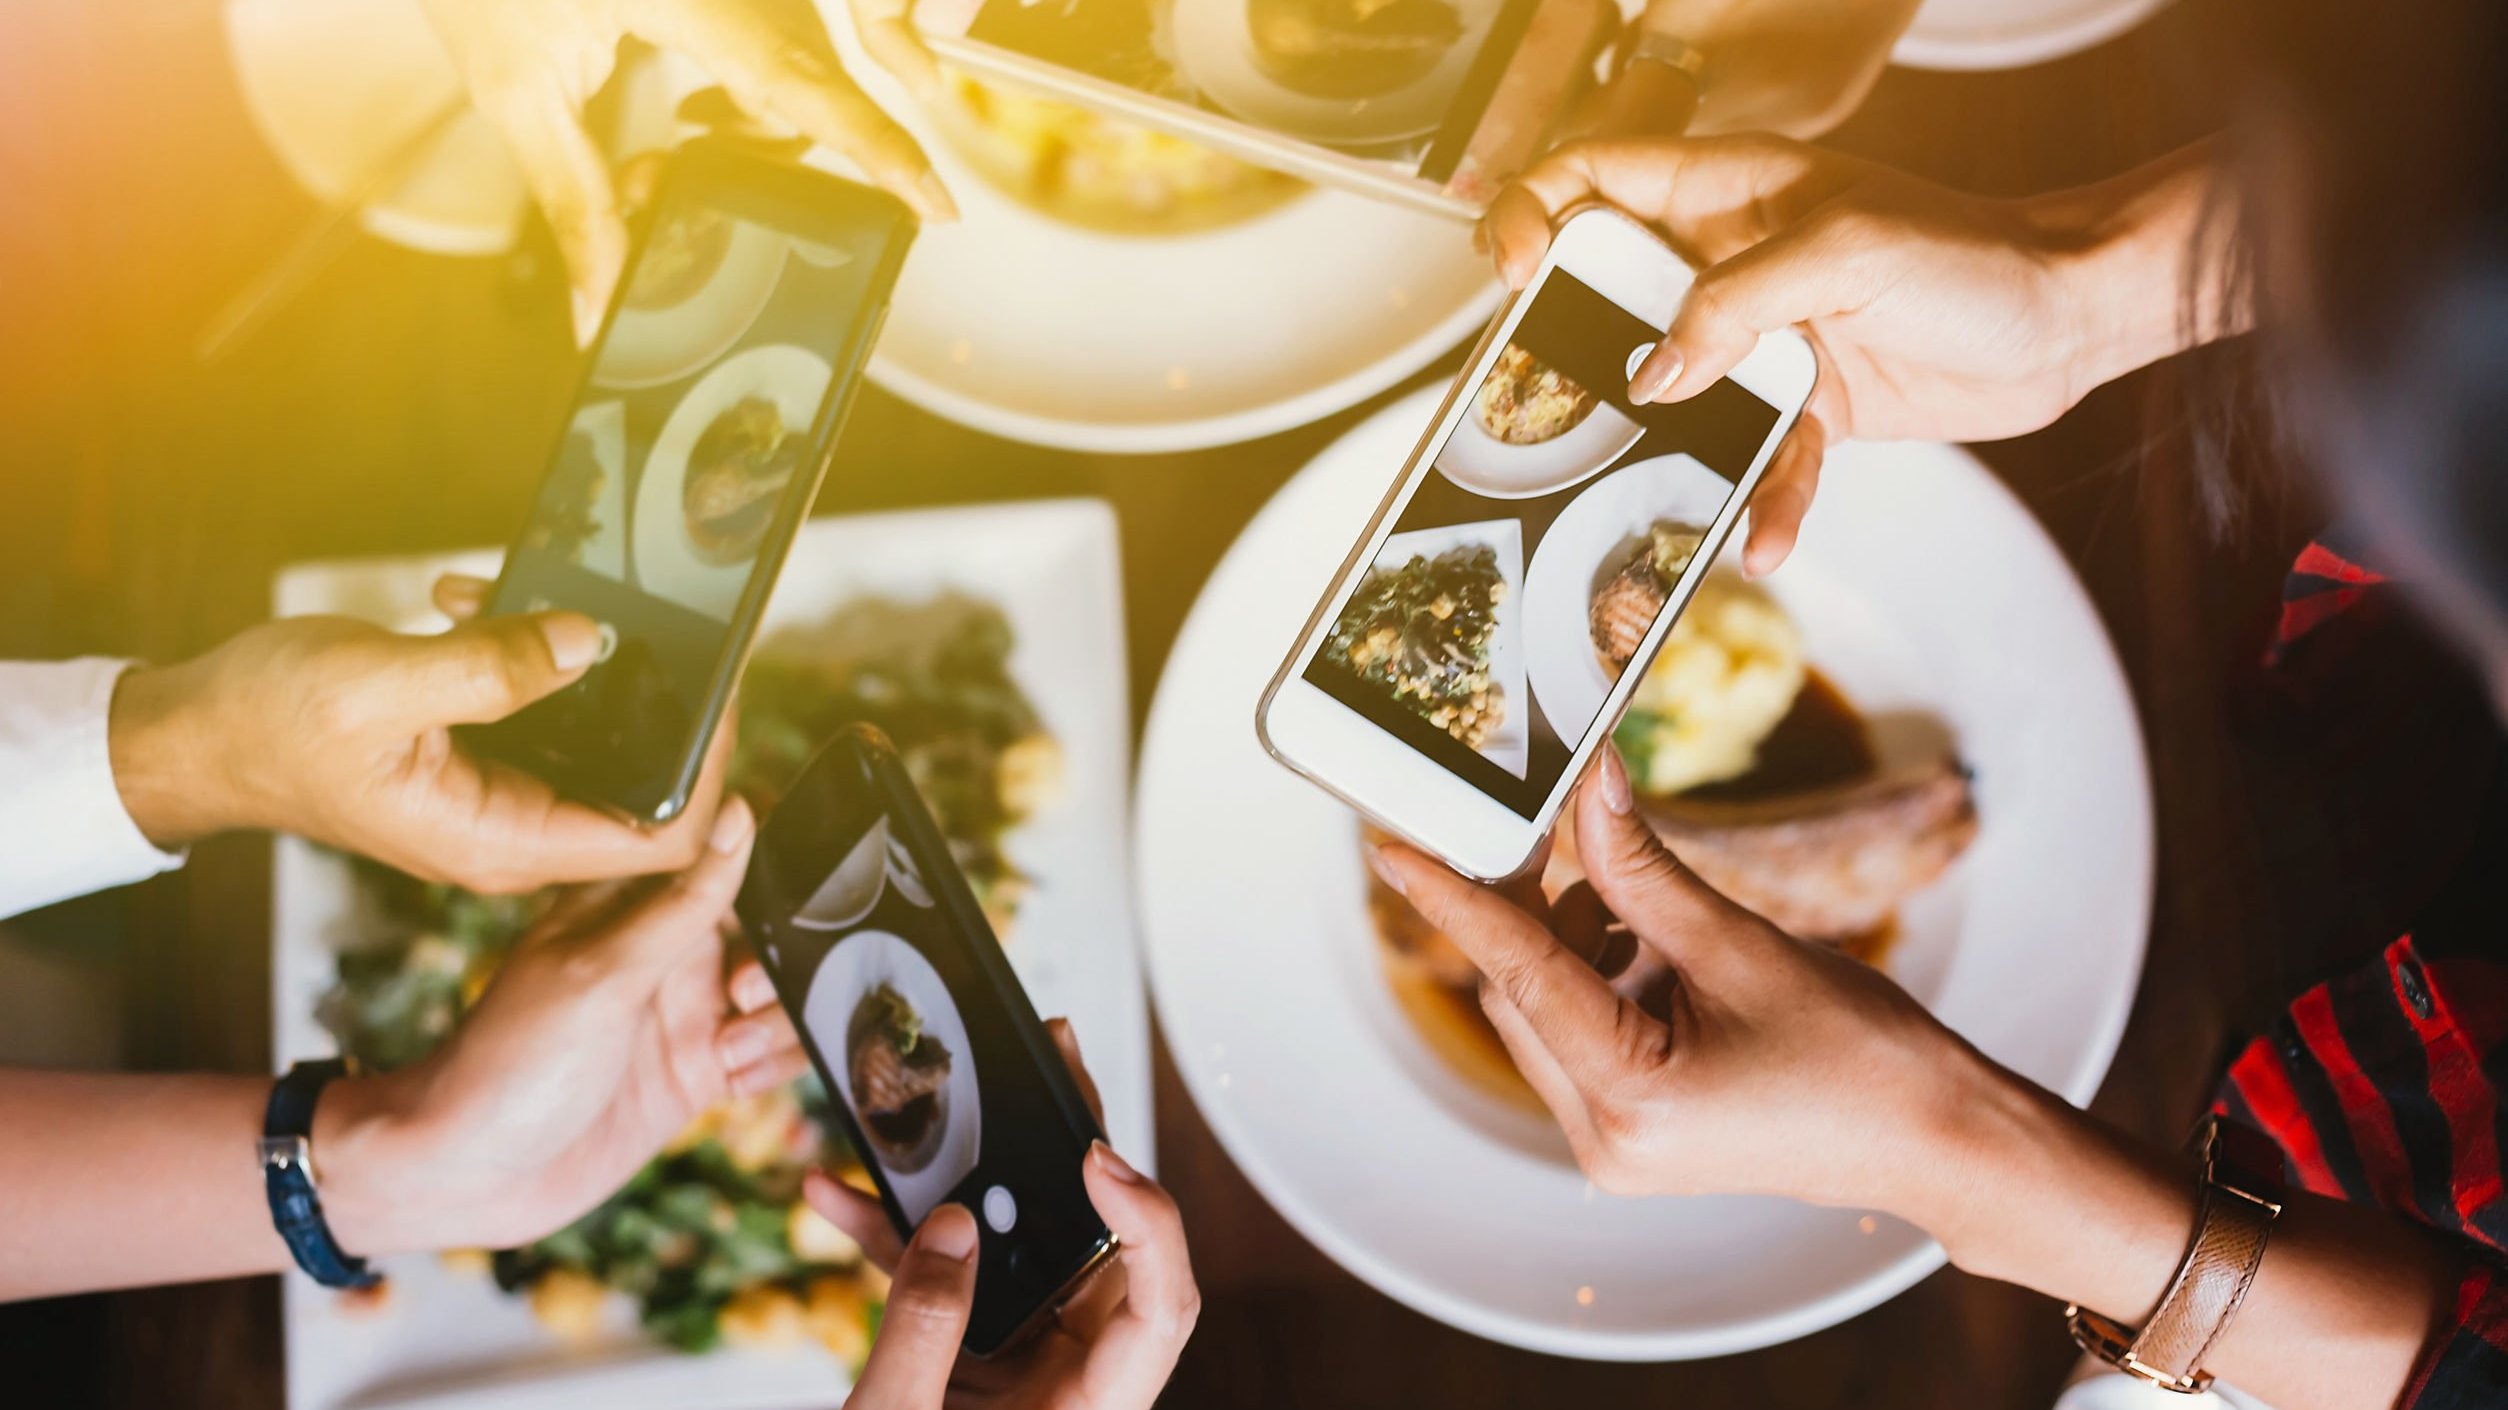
[2,1,2394,1404]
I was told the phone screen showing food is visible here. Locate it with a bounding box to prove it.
[955,0,1535,183]
[740,732,1112,1355]
[480,155,908,818]
[1301,270,1783,818]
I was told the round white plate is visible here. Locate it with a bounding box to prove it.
[805,929,983,1223]
[594,221,793,390]
[634,343,835,618]
[808,3,1503,454]
[1895,0,2178,71]
[1518,452,1733,732]
[1171,0,1503,146]
[1436,392,1646,500]
[1135,386,2153,1359]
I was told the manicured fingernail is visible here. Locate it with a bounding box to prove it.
[921,1203,979,1261]
[709,795,754,855]
[1365,843,1408,896]
[732,965,777,1011]
[1598,745,1636,816]
[1629,344,1682,403]
[717,1018,772,1068]
[539,613,603,672]
[917,171,959,223]
[1091,1139,1145,1185]
[572,288,600,345]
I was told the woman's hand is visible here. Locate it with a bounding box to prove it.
[805,1021,1199,1409]
[1582,0,1923,140]
[1368,745,2000,1216]
[312,799,810,1256]
[109,574,728,894]
[421,0,952,345]
[1485,136,2209,574]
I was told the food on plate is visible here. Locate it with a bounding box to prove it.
[1473,343,1597,446]
[1589,520,1710,671]
[619,151,738,311]
[523,420,608,562]
[1247,0,1466,100]
[1609,571,1805,797]
[317,592,1058,1355]
[1323,543,1509,749]
[847,984,956,1173]
[1644,759,1980,943]
[683,396,806,565]
[935,74,1306,235]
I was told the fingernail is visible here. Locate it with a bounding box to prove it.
[1091,1139,1145,1185]
[917,171,959,223]
[539,613,604,672]
[717,1018,772,1068]
[572,288,600,346]
[1629,344,1682,403]
[1598,745,1636,816]
[1365,843,1408,896]
[732,965,777,1011]
[1470,221,1488,256]
[921,1203,979,1261]
[709,795,754,855]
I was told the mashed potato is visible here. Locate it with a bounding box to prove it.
[1614,574,1805,796]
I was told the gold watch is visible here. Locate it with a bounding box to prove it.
[2066,1115,2285,1393]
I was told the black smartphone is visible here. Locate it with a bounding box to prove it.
[465,140,916,822]
[737,725,1117,1356]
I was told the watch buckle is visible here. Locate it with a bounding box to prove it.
[259,1134,316,1184]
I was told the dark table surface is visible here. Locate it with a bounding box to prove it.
[1,0,2413,1404]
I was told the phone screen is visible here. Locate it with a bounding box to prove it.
[741,733,1110,1353]
[1300,269,1783,818]
[482,153,908,817]
[956,0,1536,183]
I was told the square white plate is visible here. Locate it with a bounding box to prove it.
[271,499,1148,1410]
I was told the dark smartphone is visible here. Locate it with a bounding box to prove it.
[465,140,916,822]
[737,725,1117,1356]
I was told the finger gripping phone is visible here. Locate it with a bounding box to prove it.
[1258,206,1819,880]
[465,140,916,823]
[737,725,1116,1356]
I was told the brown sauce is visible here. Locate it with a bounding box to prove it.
[1371,671,1896,1109]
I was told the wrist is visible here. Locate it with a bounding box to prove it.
[107,661,242,848]
[2020,141,2247,392]
[308,1070,435,1259]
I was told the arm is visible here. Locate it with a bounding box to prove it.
[1373,751,2460,1410]
[0,659,183,919]
[0,803,809,1304]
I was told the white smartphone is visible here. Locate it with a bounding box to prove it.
[911,0,1607,218]
[1258,206,1819,880]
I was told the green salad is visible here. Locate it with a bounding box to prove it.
[317,593,1061,1357]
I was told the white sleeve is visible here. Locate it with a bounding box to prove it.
[0,659,187,919]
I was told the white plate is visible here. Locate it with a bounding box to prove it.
[807,930,984,1222]
[1435,391,1645,500]
[805,4,1503,454]
[273,499,1151,1410]
[1517,452,1733,733]
[1135,387,2152,1360]
[1895,0,2178,70]
[1369,519,1528,777]
[594,222,796,392]
[1171,0,1503,146]
[634,344,838,619]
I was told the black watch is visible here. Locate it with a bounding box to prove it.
[261,1059,380,1290]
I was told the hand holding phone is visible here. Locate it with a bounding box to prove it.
[1260,206,1818,879]
[466,140,916,823]
[738,726,1120,1355]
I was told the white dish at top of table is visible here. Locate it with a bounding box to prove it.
[1894,0,2177,69]
[1134,386,2153,1360]
[270,499,1148,1410]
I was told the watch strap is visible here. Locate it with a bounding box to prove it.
[262,1059,380,1291]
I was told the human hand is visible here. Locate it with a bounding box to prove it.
[1581,0,1922,141]
[420,0,952,345]
[803,1021,1199,1408]
[109,573,729,893]
[310,801,812,1255]
[1366,745,2005,1219]
[1487,135,2116,574]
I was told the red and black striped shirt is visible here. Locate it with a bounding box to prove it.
[2214,538,2508,1407]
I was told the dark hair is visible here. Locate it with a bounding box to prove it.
[2200,0,2508,606]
